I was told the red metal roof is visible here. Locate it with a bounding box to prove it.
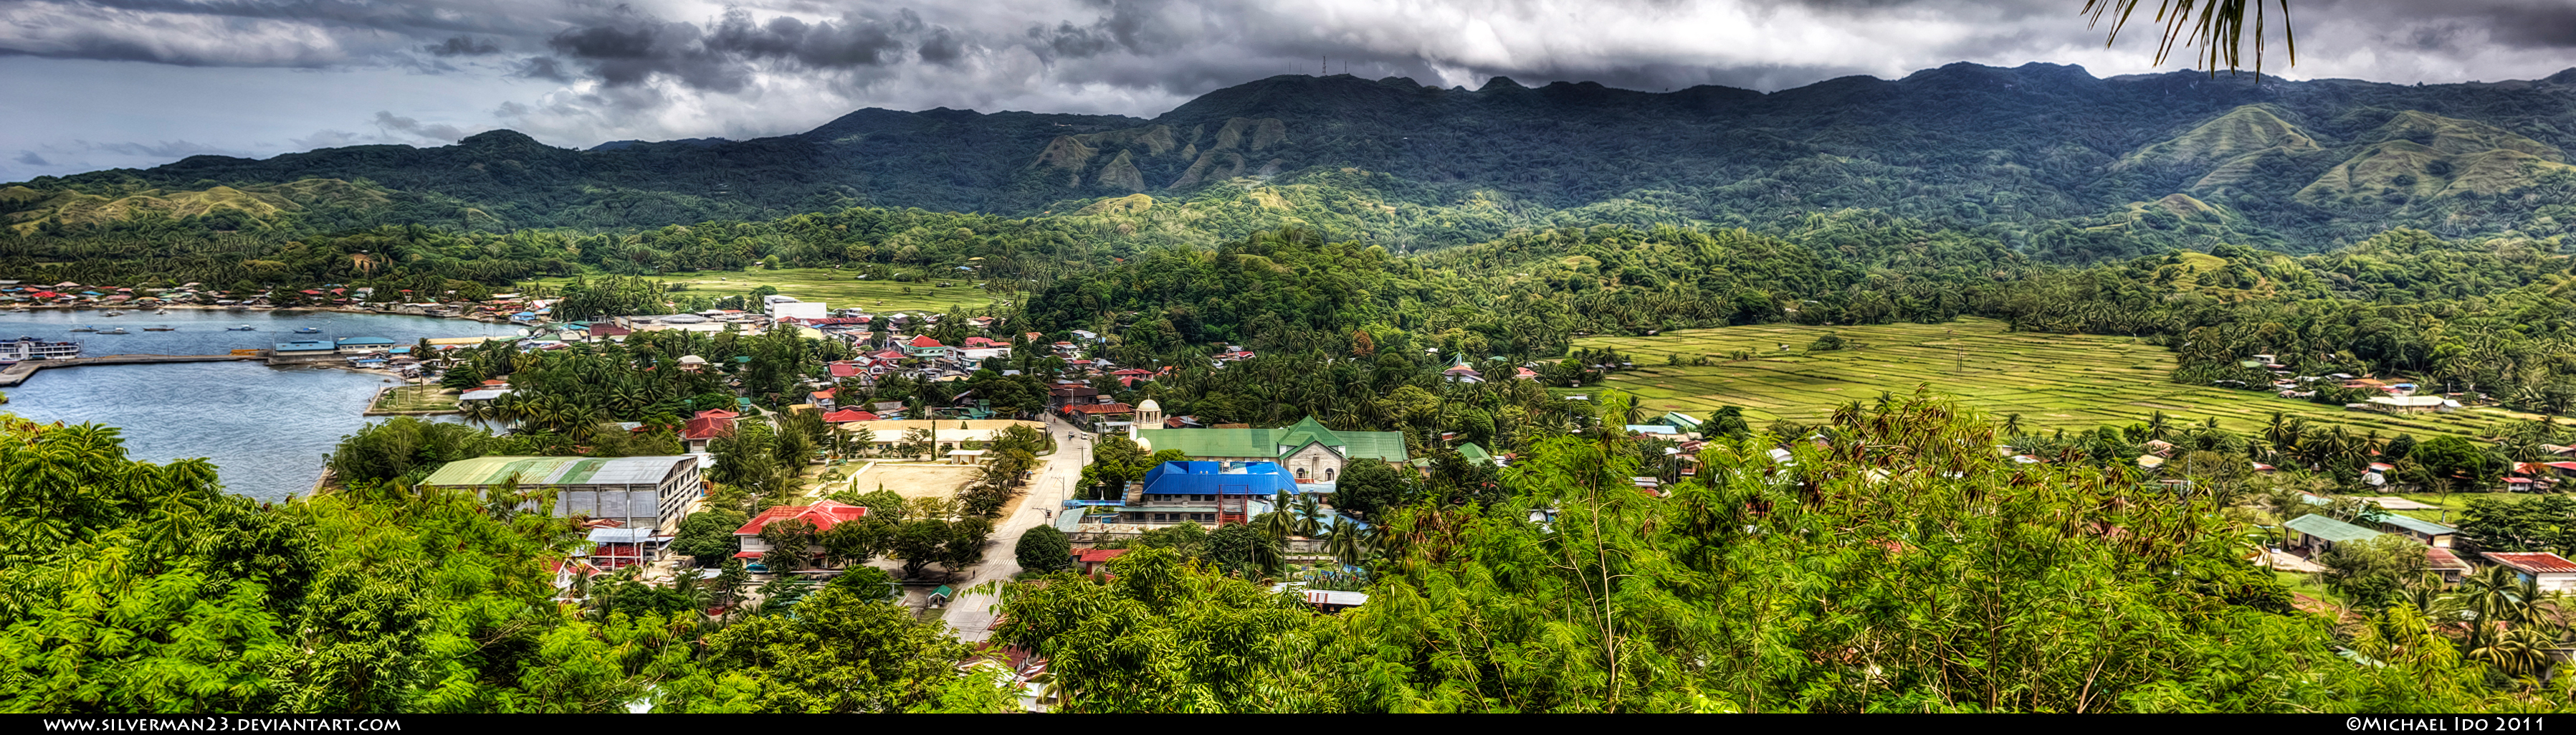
[682,414,736,440]
[1077,548,1130,564]
[2484,552,2576,574]
[735,501,870,536]
[828,362,862,378]
[907,335,944,348]
[821,409,879,423]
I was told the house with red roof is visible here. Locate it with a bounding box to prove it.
[809,389,838,407]
[2484,551,2576,592]
[1077,548,1130,575]
[734,501,871,560]
[904,334,950,358]
[828,361,864,379]
[681,409,738,452]
[821,409,879,424]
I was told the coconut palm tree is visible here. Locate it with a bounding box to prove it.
[1323,516,1375,567]
[2474,627,2555,678]
[1291,493,1326,539]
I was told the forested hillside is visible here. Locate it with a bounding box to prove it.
[9,64,2576,257]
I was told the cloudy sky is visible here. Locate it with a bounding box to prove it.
[4,0,2571,181]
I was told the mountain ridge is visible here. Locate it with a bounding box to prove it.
[10,62,2576,255]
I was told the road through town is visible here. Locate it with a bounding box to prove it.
[941,413,1093,640]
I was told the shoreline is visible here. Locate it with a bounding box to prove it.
[11,302,525,326]
[4,305,472,394]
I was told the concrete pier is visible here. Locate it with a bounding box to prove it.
[0,353,266,387]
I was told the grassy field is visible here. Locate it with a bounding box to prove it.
[533,267,1014,314]
[1570,318,2554,440]
[842,463,981,501]
[364,385,459,414]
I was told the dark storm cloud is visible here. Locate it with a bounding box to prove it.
[427,36,500,57]
[545,8,917,91]
[14,151,49,166]
[2481,1,2576,47]
[512,55,572,82]
[917,27,963,65]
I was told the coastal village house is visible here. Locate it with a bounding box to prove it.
[419,455,704,533]
[335,336,397,354]
[1132,415,1410,483]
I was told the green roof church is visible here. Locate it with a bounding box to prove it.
[1132,416,1408,483]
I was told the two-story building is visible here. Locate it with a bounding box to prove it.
[1119,461,1301,525]
[904,335,951,359]
[419,455,705,532]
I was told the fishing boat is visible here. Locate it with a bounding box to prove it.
[143,325,175,331]
[294,326,322,334]
[104,327,128,334]
[226,325,256,331]
[102,310,122,317]
[154,308,170,315]
[68,326,95,333]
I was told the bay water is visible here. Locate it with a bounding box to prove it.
[0,308,517,500]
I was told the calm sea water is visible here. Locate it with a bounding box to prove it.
[0,309,515,500]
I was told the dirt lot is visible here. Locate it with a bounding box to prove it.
[844,463,981,501]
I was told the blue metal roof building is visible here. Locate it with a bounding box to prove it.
[1141,461,1300,497]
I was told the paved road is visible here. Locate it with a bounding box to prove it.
[941,414,1094,640]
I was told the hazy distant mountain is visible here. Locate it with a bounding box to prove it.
[11,62,2576,253]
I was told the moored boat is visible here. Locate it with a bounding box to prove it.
[68,326,95,333]
[226,325,256,331]
[144,326,175,331]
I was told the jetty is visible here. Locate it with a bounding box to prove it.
[0,353,264,387]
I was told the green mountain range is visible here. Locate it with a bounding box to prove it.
[9,62,2576,257]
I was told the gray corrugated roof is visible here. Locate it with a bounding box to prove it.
[2286,513,2383,544]
[588,527,657,543]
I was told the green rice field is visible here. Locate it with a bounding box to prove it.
[1570,318,2558,439]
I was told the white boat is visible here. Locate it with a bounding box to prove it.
[154,309,170,315]
[104,327,128,334]
[102,311,122,317]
